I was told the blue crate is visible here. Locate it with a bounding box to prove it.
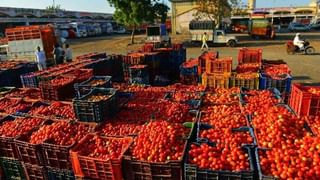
[74,76,112,98]
[259,73,292,94]
[180,65,198,76]
[73,88,118,123]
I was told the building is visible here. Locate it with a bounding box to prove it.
[170,0,319,34]
[0,6,113,34]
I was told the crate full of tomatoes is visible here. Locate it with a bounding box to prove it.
[230,72,260,90]
[74,76,112,98]
[123,121,191,180]
[70,134,133,180]
[0,116,45,159]
[73,88,118,123]
[39,76,76,101]
[29,101,76,120]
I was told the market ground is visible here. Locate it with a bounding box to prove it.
[68,32,320,85]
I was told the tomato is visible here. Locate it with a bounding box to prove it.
[30,101,76,119]
[0,117,44,137]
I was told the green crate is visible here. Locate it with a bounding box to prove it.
[0,157,26,180]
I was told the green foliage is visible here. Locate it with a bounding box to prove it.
[46,4,64,11]
[107,0,169,43]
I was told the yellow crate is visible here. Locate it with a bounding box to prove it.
[202,73,231,89]
[230,72,259,90]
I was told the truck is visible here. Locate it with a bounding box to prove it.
[69,22,88,38]
[248,14,275,39]
[145,24,170,45]
[4,25,59,63]
[189,21,238,47]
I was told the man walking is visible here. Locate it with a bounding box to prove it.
[201,32,209,51]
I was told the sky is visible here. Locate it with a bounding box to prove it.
[0,0,314,13]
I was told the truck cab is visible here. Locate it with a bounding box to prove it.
[189,21,238,47]
[146,24,170,45]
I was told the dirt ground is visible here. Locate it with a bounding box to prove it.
[69,33,320,84]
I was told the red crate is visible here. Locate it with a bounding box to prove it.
[141,43,154,52]
[23,163,46,180]
[123,53,145,65]
[238,48,263,64]
[198,51,218,75]
[39,76,76,101]
[70,134,133,180]
[41,121,96,170]
[123,141,187,180]
[66,69,93,83]
[205,57,232,74]
[289,83,320,117]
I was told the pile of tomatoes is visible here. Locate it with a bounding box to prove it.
[188,143,250,171]
[0,98,31,114]
[304,115,320,136]
[0,117,44,137]
[30,101,76,119]
[5,88,41,100]
[75,135,131,161]
[235,72,258,80]
[204,91,239,105]
[29,121,91,145]
[236,63,261,73]
[264,64,291,78]
[50,76,76,87]
[132,121,187,162]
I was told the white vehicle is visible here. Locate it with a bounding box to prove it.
[100,22,113,34]
[189,21,238,47]
[69,22,88,38]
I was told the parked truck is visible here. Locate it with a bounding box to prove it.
[5,25,59,63]
[248,14,275,39]
[146,24,171,46]
[189,21,238,47]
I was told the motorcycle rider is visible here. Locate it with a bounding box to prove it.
[293,33,305,50]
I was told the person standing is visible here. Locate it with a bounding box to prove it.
[65,44,73,62]
[53,44,64,65]
[201,32,209,51]
[35,46,46,70]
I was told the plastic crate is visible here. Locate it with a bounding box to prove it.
[206,57,232,74]
[39,76,76,101]
[74,76,112,98]
[141,43,154,52]
[238,48,263,64]
[73,88,118,123]
[201,73,231,89]
[184,143,255,180]
[123,53,145,65]
[0,116,20,159]
[66,69,93,83]
[0,157,26,180]
[23,163,46,180]
[230,73,260,90]
[259,73,292,94]
[180,59,198,76]
[180,74,199,85]
[289,83,320,117]
[254,149,278,180]
[123,141,187,180]
[47,167,75,180]
[14,131,45,166]
[70,134,133,180]
[0,87,15,97]
[198,51,219,75]
[129,65,150,85]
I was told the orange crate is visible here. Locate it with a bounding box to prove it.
[123,53,145,65]
[202,73,231,89]
[198,51,218,75]
[238,48,263,64]
[70,134,133,180]
[205,57,232,74]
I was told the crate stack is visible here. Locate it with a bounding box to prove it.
[260,59,292,100]
[123,52,145,82]
[231,48,262,90]
[180,58,199,85]
[201,57,232,89]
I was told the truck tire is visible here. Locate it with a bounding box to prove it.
[228,40,236,47]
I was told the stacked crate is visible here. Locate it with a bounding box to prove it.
[180,58,199,85]
[129,65,150,85]
[122,53,145,82]
[201,57,232,89]
[230,48,262,90]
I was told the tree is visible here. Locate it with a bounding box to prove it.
[153,2,170,23]
[107,0,169,44]
[46,4,64,12]
[195,0,241,27]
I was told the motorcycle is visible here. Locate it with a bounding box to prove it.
[286,40,315,55]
